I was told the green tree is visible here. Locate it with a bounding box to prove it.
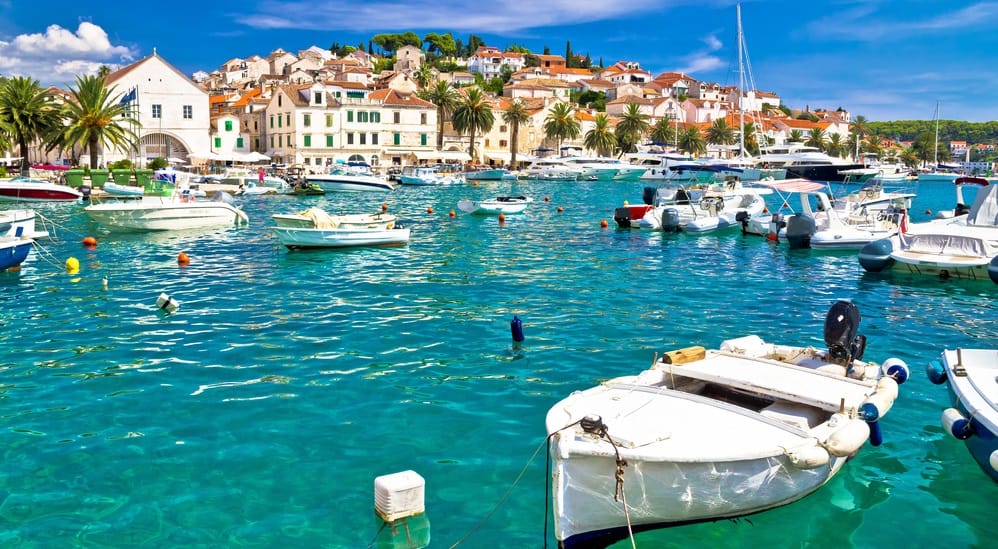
[788,129,804,143]
[805,128,826,151]
[649,117,674,147]
[423,32,456,58]
[61,74,140,169]
[414,64,434,89]
[0,76,64,175]
[706,118,735,148]
[543,102,580,151]
[825,133,846,158]
[614,103,649,155]
[418,81,459,150]
[741,121,760,155]
[678,127,707,157]
[451,88,494,161]
[502,99,530,167]
[584,113,617,157]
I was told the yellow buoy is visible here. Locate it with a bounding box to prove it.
[65,257,80,273]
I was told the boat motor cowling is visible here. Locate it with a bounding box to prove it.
[785,214,816,249]
[613,207,633,228]
[642,187,657,206]
[661,208,682,232]
[824,300,863,365]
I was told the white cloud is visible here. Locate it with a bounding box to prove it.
[807,2,998,41]
[0,22,136,86]
[677,32,725,74]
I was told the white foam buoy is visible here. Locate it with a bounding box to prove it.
[156,292,180,314]
[374,470,425,522]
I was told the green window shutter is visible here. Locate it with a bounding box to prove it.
[278,116,282,128]
[347,111,354,122]
[420,133,427,146]
[214,137,221,148]
[269,116,273,128]
[326,135,333,147]
[374,112,381,123]
[393,133,400,145]
[304,114,311,127]
[236,137,243,148]
[304,135,311,147]
[224,120,233,131]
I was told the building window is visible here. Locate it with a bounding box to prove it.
[270,136,274,148]
[394,112,401,124]
[224,120,233,132]
[269,116,273,128]
[236,137,244,148]
[152,104,161,119]
[304,135,311,147]
[420,133,427,146]
[347,133,354,145]
[420,113,427,125]
[253,120,258,130]
[372,112,381,123]
[500,125,507,133]
[372,133,379,145]
[303,114,311,127]
[278,135,282,147]
[347,111,354,123]
[285,114,290,126]
[358,111,368,123]
[393,133,400,145]
[254,138,259,150]
[346,91,364,99]
[500,139,507,147]
[277,116,282,128]
[326,114,333,127]
[314,92,322,104]
[183,105,192,119]
[326,135,333,147]
[278,95,282,107]
[214,137,221,148]
[360,133,366,145]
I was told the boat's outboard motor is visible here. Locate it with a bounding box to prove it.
[661,208,682,232]
[79,184,92,201]
[642,187,657,205]
[735,211,750,234]
[824,300,866,365]
[613,207,633,228]
[785,214,816,249]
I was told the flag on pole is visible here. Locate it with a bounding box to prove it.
[119,87,137,105]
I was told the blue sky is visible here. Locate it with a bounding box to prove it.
[1,0,996,122]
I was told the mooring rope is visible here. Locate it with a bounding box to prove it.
[449,435,549,548]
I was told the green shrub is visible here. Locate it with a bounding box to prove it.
[148,157,168,170]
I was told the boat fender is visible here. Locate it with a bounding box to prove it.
[510,315,524,343]
[989,255,998,285]
[156,293,180,314]
[925,359,948,385]
[788,445,830,469]
[991,450,998,473]
[859,377,899,422]
[825,419,870,457]
[881,357,909,384]
[858,239,895,272]
[941,408,974,440]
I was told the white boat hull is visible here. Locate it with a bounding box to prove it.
[307,174,394,193]
[273,226,410,248]
[85,198,249,231]
[457,196,532,215]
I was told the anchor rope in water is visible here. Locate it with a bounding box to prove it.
[449,435,549,548]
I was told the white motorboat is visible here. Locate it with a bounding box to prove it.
[457,195,533,215]
[306,163,394,193]
[638,178,771,232]
[0,208,49,239]
[0,234,33,270]
[85,191,249,231]
[926,348,998,483]
[559,156,647,181]
[519,158,585,181]
[0,177,82,202]
[273,225,410,249]
[208,167,289,191]
[399,165,464,186]
[859,181,998,283]
[546,300,908,548]
[747,178,908,249]
[272,207,397,229]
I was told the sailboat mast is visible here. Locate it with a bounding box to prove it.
[933,100,940,167]
[738,3,745,158]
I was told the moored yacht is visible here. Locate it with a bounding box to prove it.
[757,145,864,182]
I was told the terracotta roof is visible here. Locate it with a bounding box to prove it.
[232,88,262,107]
[607,94,655,106]
[368,88,435,108]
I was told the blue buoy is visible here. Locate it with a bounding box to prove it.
[858,239,894,272]
[926,360,948,385]
[510,316,524,343]
[988,255,998,284]
[868,420,884,446]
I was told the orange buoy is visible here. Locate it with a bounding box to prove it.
[766,233,778,241]
[382,203,388,211]
[782,202,789,209]
[426,206,434,214]
[925,209,931,215]
[762,207,769,214]
[557,206,564,213]
[472,181,479,186]
[82,236,97,248]
[449,210,455,217]
[600,219,608,228]
[177,252,191,265]
[498,213,506,225]
[544,196,550,202]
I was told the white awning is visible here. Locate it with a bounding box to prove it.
[484,151,512,162]
[412,150,471,162]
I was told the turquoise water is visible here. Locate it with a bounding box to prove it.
[1,180,995,547]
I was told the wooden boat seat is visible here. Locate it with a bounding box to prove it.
[656,351,876,412]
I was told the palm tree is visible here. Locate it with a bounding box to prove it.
[805,128,826,151]
[61,74,140,169]
[0,76,64,175]
[825,133,846,158]
[741,121,760,155]
[678,127,706,157]
[788,129,804,144]
[649,118,673,148]
[706,118,736,150]
[414,64,434,90]
[583,113,617,157]
[501,99,530,167]
[451,88,494,162]
[543,102,580,151]
[417,80,459,149]
[614,103,649,155]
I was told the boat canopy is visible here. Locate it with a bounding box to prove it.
[755,178,827,193]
